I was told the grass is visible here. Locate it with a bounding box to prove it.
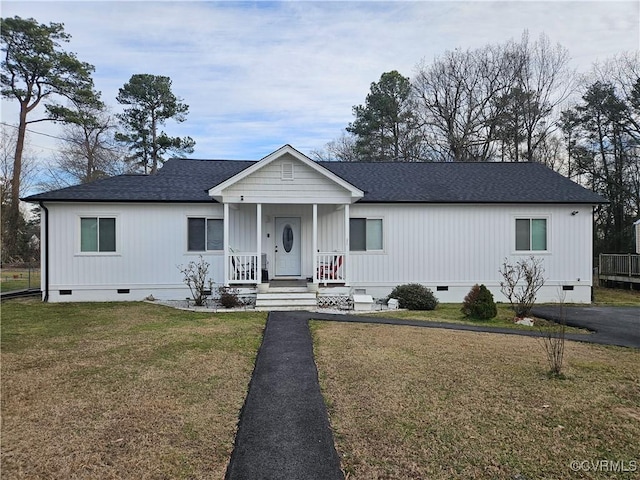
[370,285,639,331]
[312,321,640,480]
[0,267,41,292]
[592,285,640,306]
[1,299,266,479]
[366,302,589,333]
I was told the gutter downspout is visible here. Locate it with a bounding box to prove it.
[39,202,49,302]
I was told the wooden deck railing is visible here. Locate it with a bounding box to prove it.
[599,253,640,277]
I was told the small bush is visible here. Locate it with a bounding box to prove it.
[218,286,241,309]
[178,255,213,306]
[388,283,438,311]
[499,256,545,318]
[461,284,497,320]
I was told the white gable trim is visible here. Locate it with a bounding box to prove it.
[208,144,364,202]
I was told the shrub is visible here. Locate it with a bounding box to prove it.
[178,255,213,306]
[461,284,497,320]
[388,283,438,311]
[218,286,241,309]
[499,256,545,318]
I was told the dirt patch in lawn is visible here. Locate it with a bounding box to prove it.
[1,299,266,479]
[312,322,640,480]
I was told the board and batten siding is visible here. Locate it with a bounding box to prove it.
[42,201,594,303]
[348,203,593,303]
[44,202,226,302]
[220,153,353,204]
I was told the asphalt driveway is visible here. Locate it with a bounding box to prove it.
[532,306,640,348]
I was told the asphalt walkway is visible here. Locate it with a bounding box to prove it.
[225,312,344,480]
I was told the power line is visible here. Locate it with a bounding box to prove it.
[0,121,129,156]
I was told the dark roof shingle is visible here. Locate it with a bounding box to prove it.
[23,158,607,204]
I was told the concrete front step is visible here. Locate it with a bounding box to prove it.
[264,286,310,293]
[255,292,318,311]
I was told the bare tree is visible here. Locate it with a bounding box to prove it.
[414,41,522,162]
[53,105,127,185]
[413,32,574,163]
[310,133,359,162]
[539,291,567,377]
[509,32,574,162]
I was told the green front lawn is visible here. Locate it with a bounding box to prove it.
[1,299,266,479]
[366,302,588,333]
[313,321,640,479]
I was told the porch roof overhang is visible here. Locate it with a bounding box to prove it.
[207,144,364,204]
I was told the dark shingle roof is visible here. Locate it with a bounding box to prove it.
[320,161,607,204]
[23,159,252,203]
[23,158,607,204]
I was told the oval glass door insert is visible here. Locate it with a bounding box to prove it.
[282,224,294,252]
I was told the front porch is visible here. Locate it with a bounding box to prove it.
[223,203,351,288]
[204,144,364,291]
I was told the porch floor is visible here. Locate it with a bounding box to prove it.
[268,279,310,289]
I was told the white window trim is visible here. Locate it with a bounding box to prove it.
[512,214,551,255]
[186,216,225,253]
[349,216,386,254]
[76,214,120,256]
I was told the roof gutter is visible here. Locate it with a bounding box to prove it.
[39,201,49,302]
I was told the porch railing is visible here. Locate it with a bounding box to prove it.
[599,253,640,277]
[316,252,345,284]
[228,252,259,283]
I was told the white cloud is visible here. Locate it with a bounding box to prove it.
[2,0,638,163]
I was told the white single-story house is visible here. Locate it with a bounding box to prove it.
[24,144,607,307]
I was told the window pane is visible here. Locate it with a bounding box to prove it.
[188,218,206,251]
[531,219,547,251]
[81,218,98,252]
[366,219,383,250]
[207,219,224,250]
[350,218,366,251]
[99,218,116,252]
[515,219,530,251]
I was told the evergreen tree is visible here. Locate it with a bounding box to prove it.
[115,74,195,174]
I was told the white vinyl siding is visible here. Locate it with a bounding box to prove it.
[516,218,547,251]
[350,218,383,251]
[344,204,591,303]
[221,154,353,204]
[188,218,223,251]
[80,217,116,252]
[44,201,593,303]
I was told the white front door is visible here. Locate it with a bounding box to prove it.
[275,217,301,276]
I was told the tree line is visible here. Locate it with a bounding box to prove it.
[1,16,195,262]
[312,33,639,255]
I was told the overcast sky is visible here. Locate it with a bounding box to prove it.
[2,0,639,163]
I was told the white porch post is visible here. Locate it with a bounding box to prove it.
[312,203,318,284]
[223,202,230,286]
[344,203,350,285]
[256,203,262,285]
